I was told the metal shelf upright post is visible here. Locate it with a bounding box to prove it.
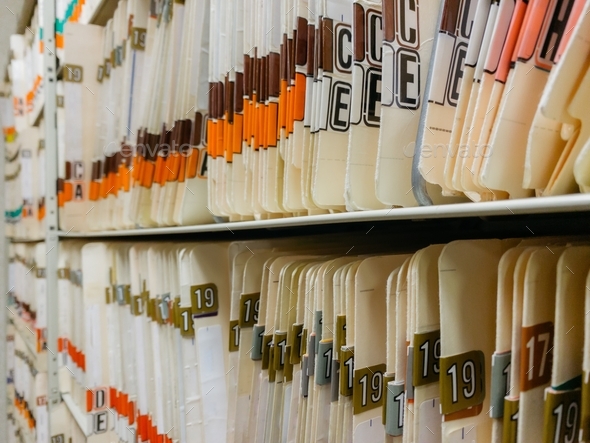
[42,0,60,436]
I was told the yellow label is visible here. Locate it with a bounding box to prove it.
[542,388,581,443]
[440,350,485,416]
[284,346,294,383]
[172,297,180,328]
[130,27,147,50]
[274,332,288,371]
[105,287,112,304]
[239,292,260,328]
[131,295,143,316]
[336,315,347,361]
[502,398,519,443]
[413,329,441,387]
[290,324,304,364]
[57,268,70,279]
[582,373,590,441]
[341,347,355,397]
[269,345,276,383]
[190,284,219,317]
[262,334,273,370]
[96,65,104,83]
[64,65,83,83]
[229,320,240,352]
[353,364,386,414]
[178,307,194,337]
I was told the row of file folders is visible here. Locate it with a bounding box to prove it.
[4,0,589,233]
[8,236,590,443]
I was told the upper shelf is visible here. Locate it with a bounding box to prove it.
[58,194,590,238]
[86,0,118,26]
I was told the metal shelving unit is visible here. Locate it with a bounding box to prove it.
[57,194,590,238]
[2,0,590,438]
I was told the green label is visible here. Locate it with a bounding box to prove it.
[490,351,511,418]
[316,340,334,386]
[385,381,404,436]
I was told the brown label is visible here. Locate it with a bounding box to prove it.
[269,52,281,98]
[440,350,485,416]
[239,292,260,328]
[353,363,386,414]
[64,65,83,83]
[542,388,581,443]
[413,329,441,387]
[229,320,240,352]
[521,322,554,392]
[322,18,334,73]
[296,17,308,66]
[383,0,394,42]
[354,3,366,62]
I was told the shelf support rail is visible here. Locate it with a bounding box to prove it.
[42,0,60,437]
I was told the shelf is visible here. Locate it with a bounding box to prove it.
[9,237,44,243]
[86,0,118,26]
[61,392,90,437]
[58,194,590,238]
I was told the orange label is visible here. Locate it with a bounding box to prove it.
[233,114,243,154]
[496,0,528,83]
[521,321,554,391]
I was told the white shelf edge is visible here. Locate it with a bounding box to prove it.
[58,194,590,238]
[61,392,90,437]
[9,237,44,243]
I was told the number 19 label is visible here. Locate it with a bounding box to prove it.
[440,350,485,416]
[543,388,581,443]
[353,363,386,414]
[191,283,219,317]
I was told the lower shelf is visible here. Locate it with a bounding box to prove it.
[61,392,90,437]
